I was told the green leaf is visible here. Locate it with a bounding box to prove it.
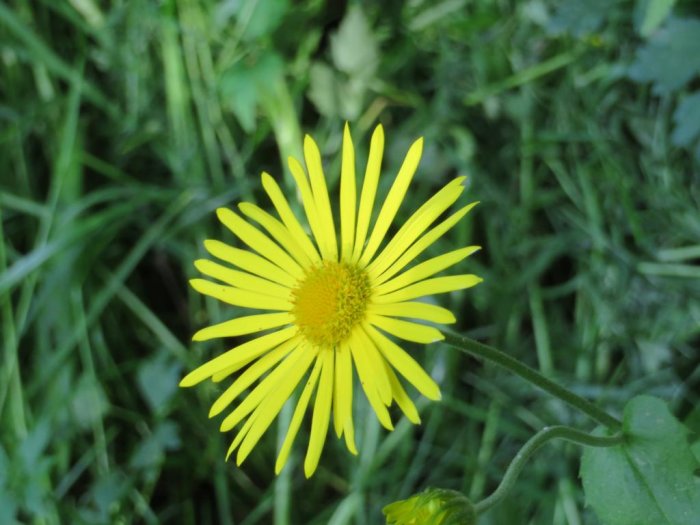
[308,62,341,118]
[219,52,285,132]
[229,0,289,41]
[671,91,700,147]
[547,0,619,37]
[137,352,181,414]
[628,17,700,94]
[330,6,378,78]
[634,0,676,37]
[581,395,700,525]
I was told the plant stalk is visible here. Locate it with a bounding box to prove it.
[474,425,623,515]
[443,333,621,429]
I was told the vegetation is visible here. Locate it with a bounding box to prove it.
[1,0,698,523]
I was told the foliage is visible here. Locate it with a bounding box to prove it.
[1,0,698,523]
[581,396,700,525]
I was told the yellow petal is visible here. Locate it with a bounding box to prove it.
[368,302,456,324]
[340,123,356,261]
[304,135,338,261]
[180,327,297,387]
[194,259,291,299]
[343,414,357,455]
[236,346,318,466]
[189,279,293,311]
[356,327,392,406]
[238,202,314,267]
[288,156,328,259]
[386,366,420,424]
[368,177,465,279]
[352,124,384,261]
[304,349,334,478]
[192,312,293,342]
[377,202,478,285]
[359,137,423,266]
[208,339,297,417]
[275,357,323,474]
[373,275,483,304]
[204,239,298,288]
[261,172,320,264]
[369,315,444,344]
[348,330,393,431]
[226,410,258,461]
[333,343,352,438]
[216,208,304,280]
[220,344,314,432]
[365,325,441,401]
[375,246,481,294]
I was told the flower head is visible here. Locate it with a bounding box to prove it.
[181,124,481,477]
[383,488,477,525]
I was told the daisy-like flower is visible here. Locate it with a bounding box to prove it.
[181,123,481,477]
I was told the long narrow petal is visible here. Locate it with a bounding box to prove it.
[261,172,321,263]
[304,135,338,261]
[192,312,293,342]
[359,137,423,266]
[375,246,481,295]
[356,327,392,405]
[340,123,357,261]
[226,410,258,461]
[189,279,293,311]
[343,415,357,455]
[365,324,441,401]
[368,302,456,324]
[348,330,393,430]
[352,124,384,261]
[238,202,315,267]
[216,208,304,280]
[194,259,291,299]
[367,177,466,279]
[376,202,478,285]
[288,156,329,259]
[304,349,334,478]
[386,366,420,424]
[369,315,444,344]
[236,346,318,466]
[220,344,314,432]
[275,357,323,474]
[180,327,297,386]
[204,239,298,288]
[333,343,352,438]
[208,339,298,417]
[373,275,482,304]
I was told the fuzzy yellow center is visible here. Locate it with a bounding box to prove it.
[292,261,371,348]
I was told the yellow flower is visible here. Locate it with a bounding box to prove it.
[181,124,481,477]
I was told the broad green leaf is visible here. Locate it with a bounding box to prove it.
[634,0,676,37]
[229,0,289,41]
[330,6,378,78]
[130,421,181,469]
[671,91,700,147]
[308,62,340,118]
[547,0,619,37]
[628,17,700,94]
[581,395,700,525]
[70,376,108,429]
[137,352,182,414]
[220,52,285,132]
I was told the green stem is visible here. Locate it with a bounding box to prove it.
[443,333,621,429]
[474,426,623,515]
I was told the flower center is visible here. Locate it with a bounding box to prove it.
[292,261,371,348]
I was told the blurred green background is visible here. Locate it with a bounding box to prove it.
[1,0,699,523]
